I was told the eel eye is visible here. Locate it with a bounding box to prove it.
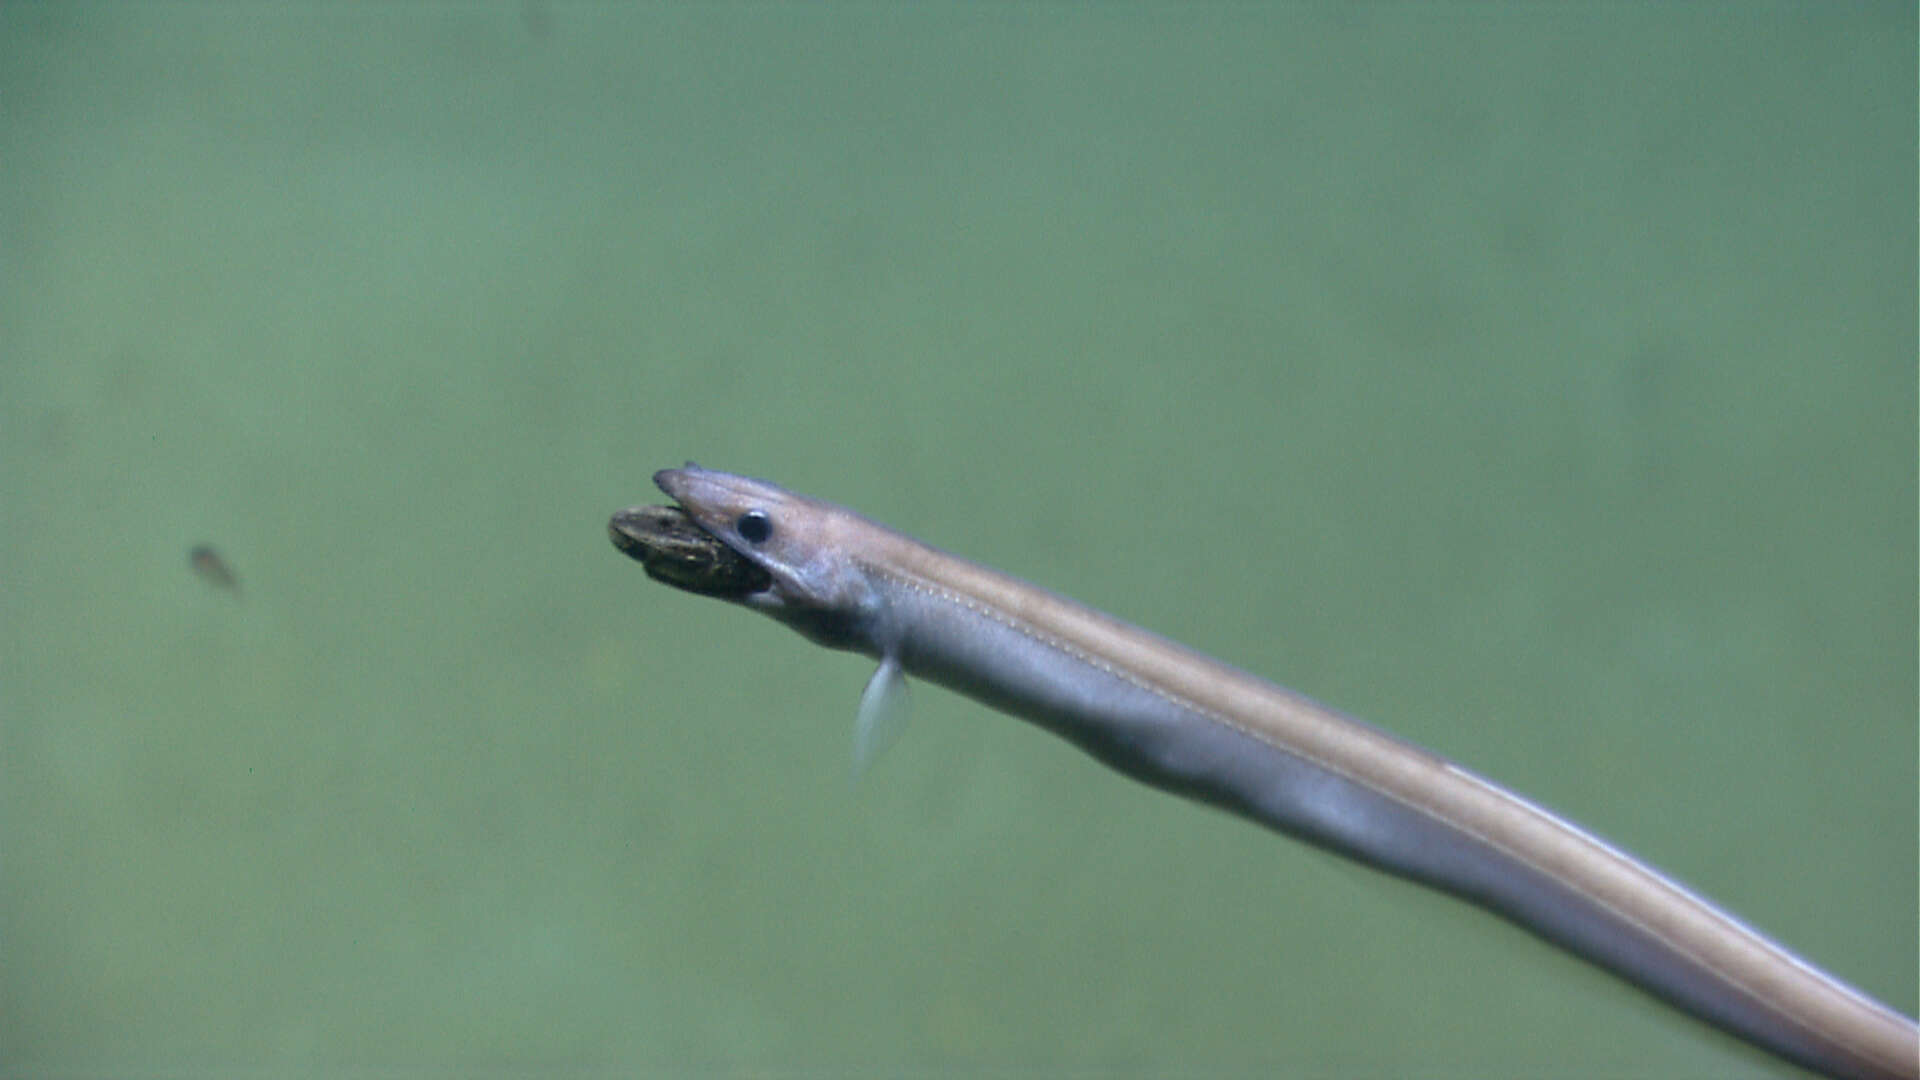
[736,510,773,544]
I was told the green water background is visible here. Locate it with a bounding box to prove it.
[2,5,1913,1076]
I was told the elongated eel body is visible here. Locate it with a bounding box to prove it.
[613,464,1917,1080]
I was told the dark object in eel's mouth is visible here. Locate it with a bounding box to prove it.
[608,504,771,599]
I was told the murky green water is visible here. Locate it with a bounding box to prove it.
[3,5,1912,1076]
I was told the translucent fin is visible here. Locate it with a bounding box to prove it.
[852,653,910,778]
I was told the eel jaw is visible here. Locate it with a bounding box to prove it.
[608,505,773,600]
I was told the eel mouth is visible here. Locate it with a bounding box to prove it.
[608,504,773,599]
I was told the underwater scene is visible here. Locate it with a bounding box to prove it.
[2,5,1913,1077]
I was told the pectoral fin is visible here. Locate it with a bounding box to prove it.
[852,653,910,776]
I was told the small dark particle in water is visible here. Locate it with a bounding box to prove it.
[608,505,771,599]
[189,543,241,596]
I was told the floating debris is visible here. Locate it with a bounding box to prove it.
[189,543,241,596]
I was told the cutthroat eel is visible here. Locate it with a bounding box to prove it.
[612,463,1918,1080]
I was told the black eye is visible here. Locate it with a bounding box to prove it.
[735,510,773,544]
